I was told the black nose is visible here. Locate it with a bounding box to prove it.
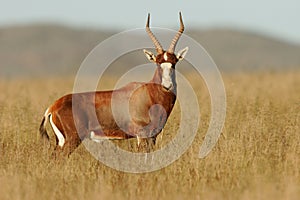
[163,84,172,91]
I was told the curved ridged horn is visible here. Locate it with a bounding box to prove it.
[168,12,185,53]
[146,13,163,54]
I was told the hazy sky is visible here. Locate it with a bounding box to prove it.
[1,0,299,43]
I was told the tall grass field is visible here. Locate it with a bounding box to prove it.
[0,71,299,200]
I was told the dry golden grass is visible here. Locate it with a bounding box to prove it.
[0,71,299,200]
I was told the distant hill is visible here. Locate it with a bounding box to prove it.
[0,24,299,77]
[188,29,300,71]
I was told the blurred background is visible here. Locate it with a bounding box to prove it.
[0,0,299,77]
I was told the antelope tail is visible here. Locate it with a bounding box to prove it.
[39,108,50,140]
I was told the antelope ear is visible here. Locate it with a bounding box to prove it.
[177,47,189,61]
[143,49,156,62]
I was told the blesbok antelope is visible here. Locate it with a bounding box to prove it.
[39,12,188,155]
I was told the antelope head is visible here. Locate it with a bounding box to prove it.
[143,12,188,91]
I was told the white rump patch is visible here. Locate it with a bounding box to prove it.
[44,108,49,117]
[160,62,173,89]
[49,114,65,147]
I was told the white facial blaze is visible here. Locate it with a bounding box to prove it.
[163,52,168,61]
[160,62,173,89]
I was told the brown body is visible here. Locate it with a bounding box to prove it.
[39,12,188,155]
